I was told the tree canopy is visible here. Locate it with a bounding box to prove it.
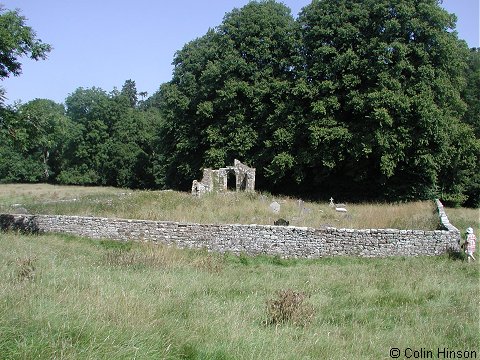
[296,0,475,202]
[0,1,478,206]
[152,0,303,190]
[0,6,51,105]
[150,0,478,204]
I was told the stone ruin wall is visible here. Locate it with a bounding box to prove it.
[192,160,255,196]
[0,200,460,258]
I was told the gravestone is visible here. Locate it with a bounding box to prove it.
[269,201,280,214]
[12,206,28,214]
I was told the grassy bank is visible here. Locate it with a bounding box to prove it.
[0,184,451,230]
[0,232,478,359]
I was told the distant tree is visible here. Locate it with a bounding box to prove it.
[0,99,68,182]
[59,87,111,185]
[0,105,41,182]
[0,6,54,182]
[16,99,69,179]
[298,0,474,202]
[120,79,138,108]
[103,91,159,188]
[60,85,160,188]
[0,6,51,105]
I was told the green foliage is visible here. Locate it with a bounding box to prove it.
[58,83,160,188]
[0,6,51,79]
[148,0,478,204]
[0,100,68,183]
[462,48,480,137]
[152,1,302,189]
[298,0,474,201]
[0,1,478,205]
[460,48,480,207]
[0,6,51,107]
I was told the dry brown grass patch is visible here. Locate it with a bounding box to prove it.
[15,256,37,282]
[265,289,315,327]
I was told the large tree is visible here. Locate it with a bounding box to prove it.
[462,48,480,137]
[459,48,480,206]
[153,0,302,190]
[298,0,476,202]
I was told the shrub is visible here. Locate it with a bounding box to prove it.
[16,256,36,282]
[265,289,315,327]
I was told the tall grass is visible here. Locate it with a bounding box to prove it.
[0,232,478,359]
[0,184,446,230]
[444,207,480,235]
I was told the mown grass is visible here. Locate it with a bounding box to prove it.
[0,184,451,230]
[0,232,478,359]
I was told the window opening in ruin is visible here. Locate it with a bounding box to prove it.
[227,171,236,191]
[240,174,247,191]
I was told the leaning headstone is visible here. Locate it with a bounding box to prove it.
[269,201,280,214]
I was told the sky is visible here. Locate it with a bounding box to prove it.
[1,0,479,105]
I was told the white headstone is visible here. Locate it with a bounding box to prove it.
[269,201,281,214]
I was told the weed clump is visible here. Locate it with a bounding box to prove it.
[265,289,315,327]
[16,257,36,282]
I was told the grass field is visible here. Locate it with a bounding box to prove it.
[1,183,471,231]
[0,232,478,360]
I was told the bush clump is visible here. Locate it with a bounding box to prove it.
[265,289,315,327]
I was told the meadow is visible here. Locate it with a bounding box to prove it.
[0,232,478,360]
[1,183,471,231]
[1,184,478,359]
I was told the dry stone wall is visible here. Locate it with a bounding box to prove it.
[0,200,460,258]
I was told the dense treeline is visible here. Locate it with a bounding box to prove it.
[1,0,479,206]
[0,82,160,189]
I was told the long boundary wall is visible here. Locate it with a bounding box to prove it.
[0,200,460,258]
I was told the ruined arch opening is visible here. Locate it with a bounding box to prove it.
[227,171,236,191]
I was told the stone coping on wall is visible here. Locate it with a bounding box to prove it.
[436,199,460,233]
[0,200,461,258]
